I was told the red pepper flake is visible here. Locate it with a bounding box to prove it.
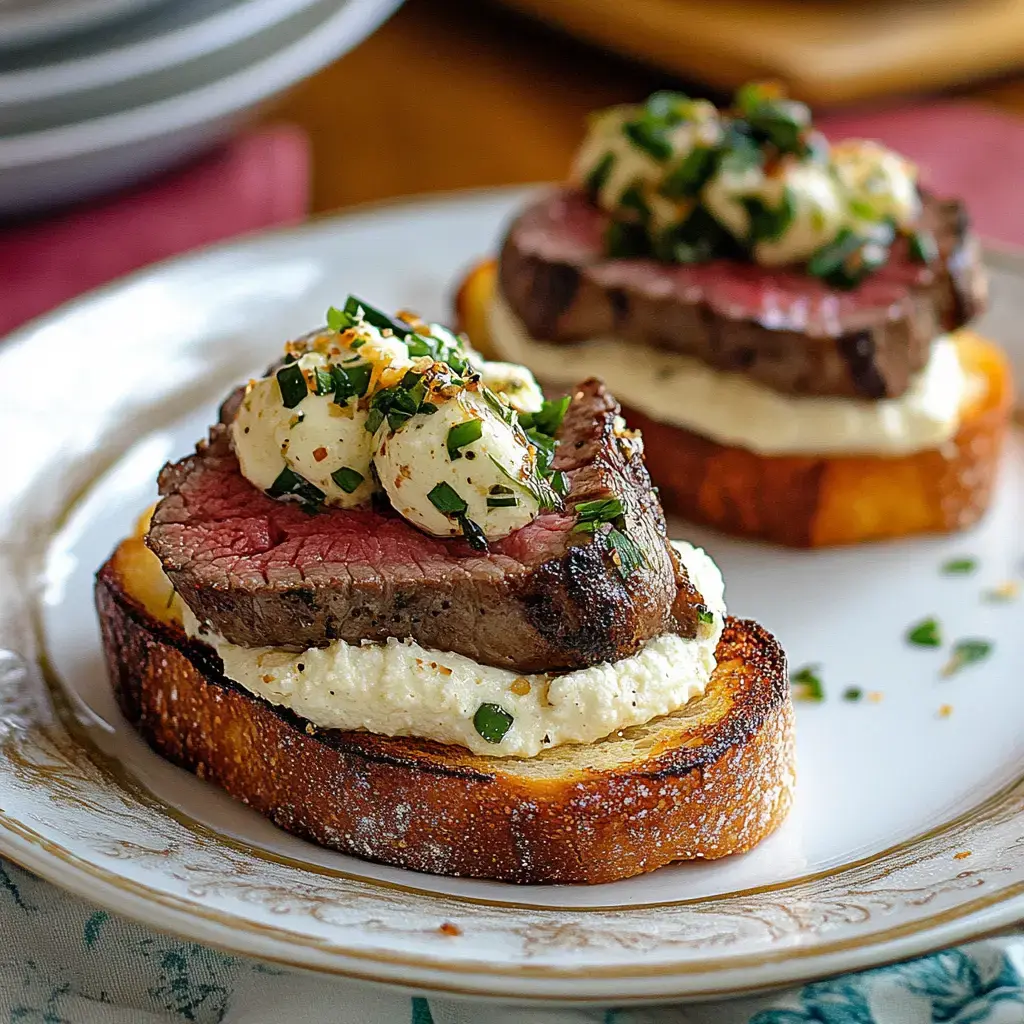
[954,850,972,861]
[438,922,462,936]
[313,446,328,463]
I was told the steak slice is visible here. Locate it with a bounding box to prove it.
[146,379,702,672]
[497,187,986,400]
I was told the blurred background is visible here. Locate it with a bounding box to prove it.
[4,0,1024,332]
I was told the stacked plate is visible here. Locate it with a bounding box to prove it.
[0,0,402,215]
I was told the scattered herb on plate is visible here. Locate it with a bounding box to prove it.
[941,557,977,575]
[941,638,994,677]
[791,664,824,702]
[906,617,941,647]
[843,687,863,702]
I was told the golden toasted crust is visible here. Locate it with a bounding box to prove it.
[454,259,1014,547]
[96,543,795,884]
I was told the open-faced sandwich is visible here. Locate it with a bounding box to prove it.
[95,297,794,884]
[457,83,1014,547]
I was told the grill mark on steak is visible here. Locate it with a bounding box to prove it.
[497,188,987,400]
[147,379,702,672]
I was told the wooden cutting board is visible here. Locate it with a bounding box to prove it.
[496,0,1024,105]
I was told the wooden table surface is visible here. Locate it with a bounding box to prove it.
[262,0,1024,216]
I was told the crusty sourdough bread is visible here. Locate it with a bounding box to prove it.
[455,259,1014,548]
[96,532,795,885]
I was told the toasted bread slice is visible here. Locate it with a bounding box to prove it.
[96,534,795,885]
[455,259,1014,547]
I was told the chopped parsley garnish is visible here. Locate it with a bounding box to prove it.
[428,482,467,516]
[941,557,977,575]
[696,603,715,625]
[276,363,308,409]
[366,373,429,433]
[791,664,824,702]
[843,687,863,702]
[342,295,412,339]
[265,467,325,509]
[942,638,993,677]
[405,328,469,375]
[473,702,514,743]
[741,189,796,244]
[446,418,483,460]
[330,467,364,494]
[907,617,942,647]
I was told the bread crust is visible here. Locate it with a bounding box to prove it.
[454,259,1014,547]
[96,546,795,885]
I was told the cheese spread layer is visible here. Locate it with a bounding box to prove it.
[488,290,975,457]
[182,541,725,759]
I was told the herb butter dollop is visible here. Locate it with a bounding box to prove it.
[230,297,562,544]
[572,82,932,288]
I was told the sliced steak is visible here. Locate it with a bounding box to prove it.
[497,187,986,400]
[146,379,702,672]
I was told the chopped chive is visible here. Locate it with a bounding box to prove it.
[458,514,488,551]
[660,146,716,199]
[909,230,938,264]
[942,638,993,677]
[346,362,372,397]
[696,603,715,625]
[741,187,796,244]
[550,470,569,497]
[276,363,308,409]
[843,687,863,702]
[473,702,514,744]
[519,395,570,438]
[623,119,673,161]
[313,367,334,395]
[331,467,364,494]
[428,482,467,516]
[486,494,520,508]
[607,528,644,578]
[606,221,651,259]
[575,497,624,524]
[326,306,355,332]
[266,466,304,498]
[791,664,824,702]
[941,557,977,575]
[584,152,614,200]
[343,295,412,338]
[907,617,942,648]
[365,407,385,433]
[446,418,483,460]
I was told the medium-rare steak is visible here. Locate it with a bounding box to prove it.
[147,379,702,672]
[498,188,986,400]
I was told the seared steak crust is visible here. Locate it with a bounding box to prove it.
[147,379,701,672]
[498,188,986,400]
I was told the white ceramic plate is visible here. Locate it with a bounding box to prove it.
[0,0,166,49]
[0,188,1022,1005]
[0,0,342,134]
[0,0,402,215]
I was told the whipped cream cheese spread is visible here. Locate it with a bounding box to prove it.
[182,541,725,759]
[488,292,974,457]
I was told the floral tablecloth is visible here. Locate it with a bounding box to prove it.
[1,858,1021,1023]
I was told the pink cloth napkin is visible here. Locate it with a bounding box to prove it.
[0,125,310,338]
[819,102,1024,248]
